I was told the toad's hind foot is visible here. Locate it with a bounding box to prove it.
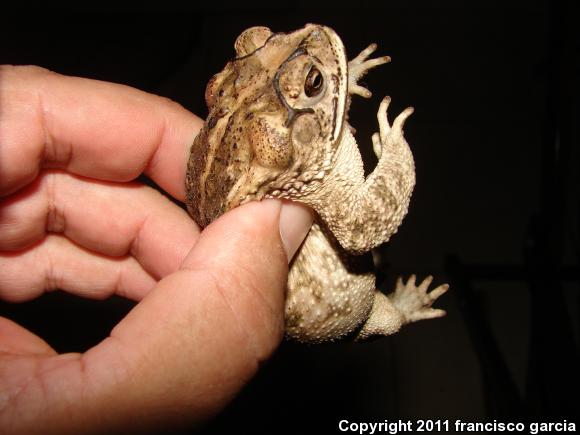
[356,275,448,340]
[391,275,448,323]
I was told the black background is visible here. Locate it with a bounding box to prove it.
[1,2,578,434]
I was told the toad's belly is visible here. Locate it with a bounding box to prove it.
[285,221,376,343]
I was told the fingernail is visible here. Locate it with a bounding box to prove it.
[278,200,314,262]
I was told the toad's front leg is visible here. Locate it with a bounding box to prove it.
[314,97,416,255]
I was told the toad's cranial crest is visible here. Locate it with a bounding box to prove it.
[273,47,315,127]
[185,24,448,343]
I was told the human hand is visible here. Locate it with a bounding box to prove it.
[0,66,313,434]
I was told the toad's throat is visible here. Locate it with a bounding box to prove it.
[274,47,315,127]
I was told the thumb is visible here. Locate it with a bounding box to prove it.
[181,198,313,363]
[88,199,312,430]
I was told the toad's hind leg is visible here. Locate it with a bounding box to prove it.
[355,291,406,340]
[285,222,376,343]
[356,275,449,340]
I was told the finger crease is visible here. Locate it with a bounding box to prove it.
[37,87,73,168]
[129,213,150,261]
[42,239,61,292]
[144,112,169,176]
[205,269,261,372]
[45,173,66,234]
[113,261,126,298]
[236,261,279,334]
[37,89,54,165]
[0,358,41,420]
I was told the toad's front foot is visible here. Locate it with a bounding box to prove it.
[389,275,448,324]
[371,96,414,159]
[348,43,390,98]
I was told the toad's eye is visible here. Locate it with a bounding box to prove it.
[304,66,324,97]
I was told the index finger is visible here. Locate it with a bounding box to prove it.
[0,65,203,200]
